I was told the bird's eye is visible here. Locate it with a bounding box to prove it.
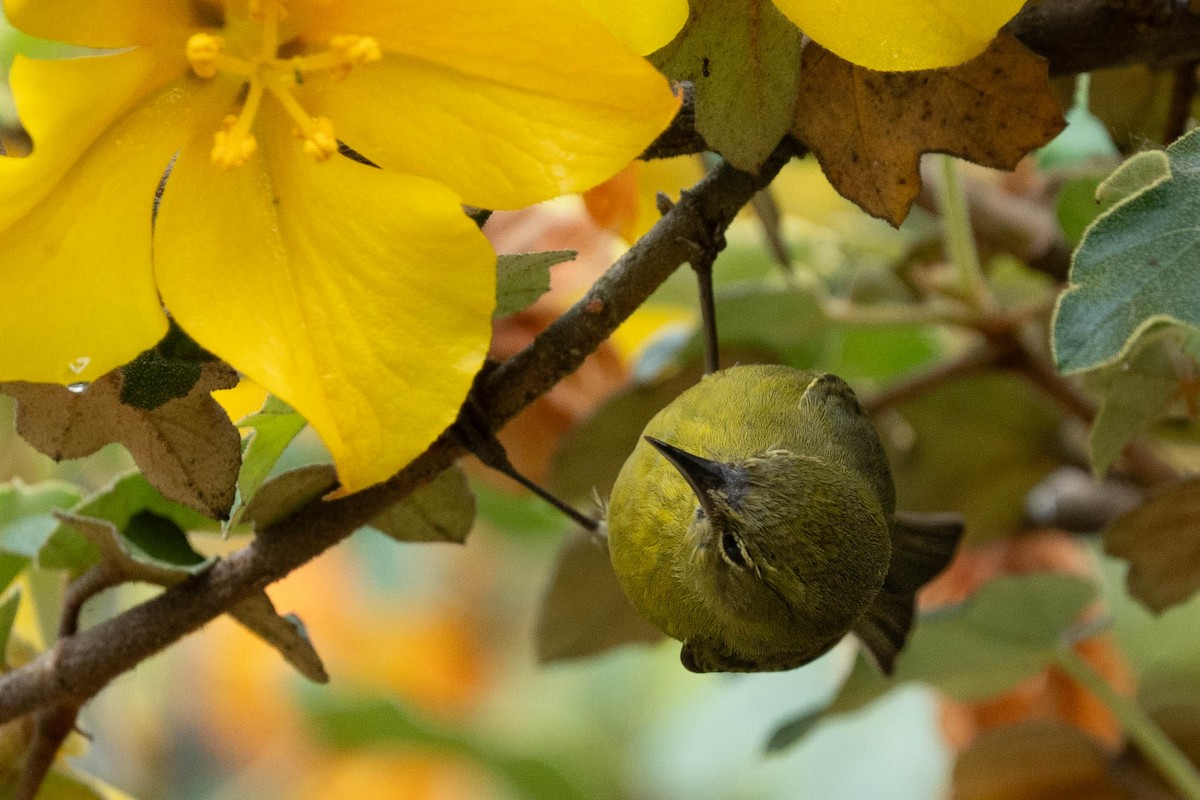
[721,532,748,568]
[694,506,705,521]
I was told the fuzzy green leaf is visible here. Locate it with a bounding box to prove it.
[0,479,82,559]
[652,0,802,171]
[233,395,308,523]
[494,250,575,318]
[1054,129,1200,373]
[369,465,475,544]
[768,574,1095,752]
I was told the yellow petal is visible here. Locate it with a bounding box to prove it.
[0,52,193,383]
[0,51,181,231]
[4,0,195,48]
[771,0,1025,71]
[294,0,680,210]
[154,104,496,492]
[576,0,689,55]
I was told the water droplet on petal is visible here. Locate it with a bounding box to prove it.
[67,382,88,394]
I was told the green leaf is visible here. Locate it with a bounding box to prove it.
[1087,325,1200,476]
[1054,128,1200,373]
[536,529,663,662]
[1094,149,1170,207]
[121,510,205,568]
[768,574,1096,752]
[118,321,216,410]
[1055,176,1104,247]
[0,554,26,596]
[44,472,216,571]
[233,395,308,523]
[240,464,337,530]
[893,574,1096,700]
[0,479,83,558]
[652,0,802,171]
[368,465,475,544]
[886,374,1062,542]
[303,691,590,800]
[494,250,575,318]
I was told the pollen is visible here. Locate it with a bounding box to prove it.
[184,1,381,167]
[185,33,225,79]
[212,114,259,169]
[327,35,382,78]
[297,116,338,162]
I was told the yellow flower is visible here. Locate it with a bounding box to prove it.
[0,0,679,492]
[588,0,1026,71]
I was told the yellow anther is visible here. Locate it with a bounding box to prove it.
[212,114,259,169]
[296,116,338,162]
[330,35,382,66]
[186,32,225,79]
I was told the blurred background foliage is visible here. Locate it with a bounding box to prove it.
[4,9,1200,800]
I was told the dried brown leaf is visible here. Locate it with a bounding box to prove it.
[230,592,328,683]
[1105,476,1200,613]
[0,363,240,519]
[793,33,1065,226]
[536,528,664,662]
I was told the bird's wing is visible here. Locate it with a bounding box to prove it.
[852,511,963,673]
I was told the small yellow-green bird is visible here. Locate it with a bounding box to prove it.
[606,364,962,674]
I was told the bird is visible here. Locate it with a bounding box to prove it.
[605,363,962,674]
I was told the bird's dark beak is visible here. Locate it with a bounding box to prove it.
[645,436,729,519]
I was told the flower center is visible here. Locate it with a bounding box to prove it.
[185,0,380,168]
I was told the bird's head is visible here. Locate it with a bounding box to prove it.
[645,436,892,642]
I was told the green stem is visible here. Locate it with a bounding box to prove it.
[935,154,993,312]
[823,298,975,329]
[1054,648,1200,800]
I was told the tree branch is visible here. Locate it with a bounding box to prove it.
[0,140,800,726]
[2,0,1199,733]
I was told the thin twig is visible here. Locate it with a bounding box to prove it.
[1010,333,1180,488]
[863,344,1002,415]
[749,189,792,272]
[1164,59,1198,142]
[0,139,801,727]
[1056,648,1200,800]
[0,0,1199,739]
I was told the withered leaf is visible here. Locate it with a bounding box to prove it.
[536,528,664,662]
[1105,476,1200,613]
[792,32,1065,226]
[0,362,241,520]
[230,592,328,683]
[652,0,803,172]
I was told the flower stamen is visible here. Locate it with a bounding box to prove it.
[186,33,254,79]
[268,80,338,161]
[186,2,378,166]
[211,83,264,168]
